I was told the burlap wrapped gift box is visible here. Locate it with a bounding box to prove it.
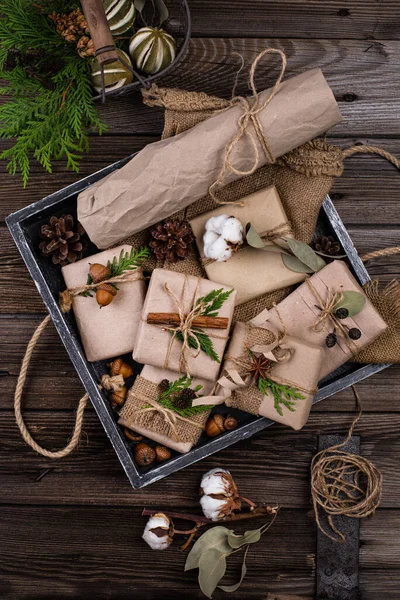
[118,365,214,453]
[190,185,307,305]
[267,260,388,379]
[217,316,324,430]
[62,245,146,362]
[132,269,237,381]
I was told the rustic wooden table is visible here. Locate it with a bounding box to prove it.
[1,2,400,599]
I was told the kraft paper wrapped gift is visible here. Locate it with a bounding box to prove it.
[118,366,214,453]
[62,245,146,362]
[78,68,342,248]
[267,260,388,379]
[132,269,237,381]
[190,185,307,305]
[215,314,324,430]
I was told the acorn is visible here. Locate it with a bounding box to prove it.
[89,263,111,283]
[224,416,238,431]
[96,283,117,307]
[134,442,156,466]
[124,428,142,442]
[155,445,172,462]
[110,385,127,406]
[205,414,225,437]
[348,327,362,340]
[109,358,133,379]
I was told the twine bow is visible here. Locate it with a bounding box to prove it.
[306,279,360,354]
[209,48,287,204]
[133,393,204,442]
[59,270,145,313]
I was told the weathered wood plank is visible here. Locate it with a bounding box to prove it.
[0,412,397,507]
[0,505,397,600]
[188,1,400,40]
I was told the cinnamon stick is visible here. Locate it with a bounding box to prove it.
[146,313,229,329]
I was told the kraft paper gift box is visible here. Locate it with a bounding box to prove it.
[132,269,237,381]
[267,260,388,379]
[118,365,214,453]
[190,185,307,305]
[214,312,324,430]
[62,245,146,362]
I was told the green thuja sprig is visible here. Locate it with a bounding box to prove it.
[175,288,234,363]
[257,376,305,417]
[149,376,212,418]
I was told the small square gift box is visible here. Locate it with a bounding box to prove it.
[189,185,307,305]
[209,310,324,430]
[61,245,146,362]
[266,260,388,379]
[132,269,237,381]
[118,366,214,453]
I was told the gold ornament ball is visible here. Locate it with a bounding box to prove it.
[129,27,176,74]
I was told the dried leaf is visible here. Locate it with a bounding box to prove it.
[227,527,262,549]
[218,545,250,592]
[335,290,366,317]
[286,238,326,272]
[185,526,232,571]
[282,253,315,274]
[154,0,169,24]
[198,548,228,599]
[133,0,146,15]
[245,222,265,248]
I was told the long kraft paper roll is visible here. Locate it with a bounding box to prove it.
[78,68,342,248]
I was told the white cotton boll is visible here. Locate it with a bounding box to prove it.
[220,217,244,244]
[142,513,172,550]
[205,236,232,262]
[203,230,220,248]
[200,468,231,496]
[205,214,230,234]
[200,494,227,521]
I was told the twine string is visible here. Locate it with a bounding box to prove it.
[311,386,383,543]
[209,48,287,204]
[59,270,145,313]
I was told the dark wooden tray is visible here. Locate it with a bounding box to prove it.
[6,155,390,489]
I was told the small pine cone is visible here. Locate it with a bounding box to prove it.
[77,36,95,58]
[313,235,342,257]
[173,388,196,409]
[348,327,362,340]
[39,214,87,266]
[149,219,194,263]
[158,379,170,393]
[326,332,338,348]
[173,395,190,410]
[335,307,349,319]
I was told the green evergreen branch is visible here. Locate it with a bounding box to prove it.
[143,376,212,418]
[176,329,221,363]
[107,247,150,277]
[257,377,305,417]
[196,288,234,317]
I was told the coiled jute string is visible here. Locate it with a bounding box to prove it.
[14,315,124,458]
[311,386,383,543]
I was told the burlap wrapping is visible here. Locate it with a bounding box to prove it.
[223,324,277,415]
[137,85,344,322]
[119,375,210,445]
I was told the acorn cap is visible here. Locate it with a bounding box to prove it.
[155,445,172,462]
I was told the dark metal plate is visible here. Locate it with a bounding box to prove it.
[6,154,390,489]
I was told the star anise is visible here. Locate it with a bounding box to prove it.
[245,353,273,382]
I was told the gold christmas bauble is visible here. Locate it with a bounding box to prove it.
[90,49,134,93]
[104,0,136,35]
[129,26,176,74]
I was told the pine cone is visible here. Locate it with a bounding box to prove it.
[174,388,196,409]
[39,215,88,266]
[158,379,170,393]
[149,219,194,263]
[77,36,95,58]
[49,8,91,53]
[313,235,342,257]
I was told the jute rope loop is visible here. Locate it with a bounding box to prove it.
[14,316,125,459]
[311,386,383,543]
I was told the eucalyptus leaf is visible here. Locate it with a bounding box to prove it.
[335,290,366,317]
[282,253,315,274]
[133,0,146,15]
[218,546,249,593]
[198,548,228,599]
[261,245,290,255]
[154,0,169,24]
[286,238,326,272]
[185,526,232,571]
[228,527,262,549]
[245,222,265,248]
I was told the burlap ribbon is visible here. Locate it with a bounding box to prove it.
[59,269,145,313]
[152,276,228,376]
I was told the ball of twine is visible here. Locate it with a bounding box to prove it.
[311,386,383,542]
